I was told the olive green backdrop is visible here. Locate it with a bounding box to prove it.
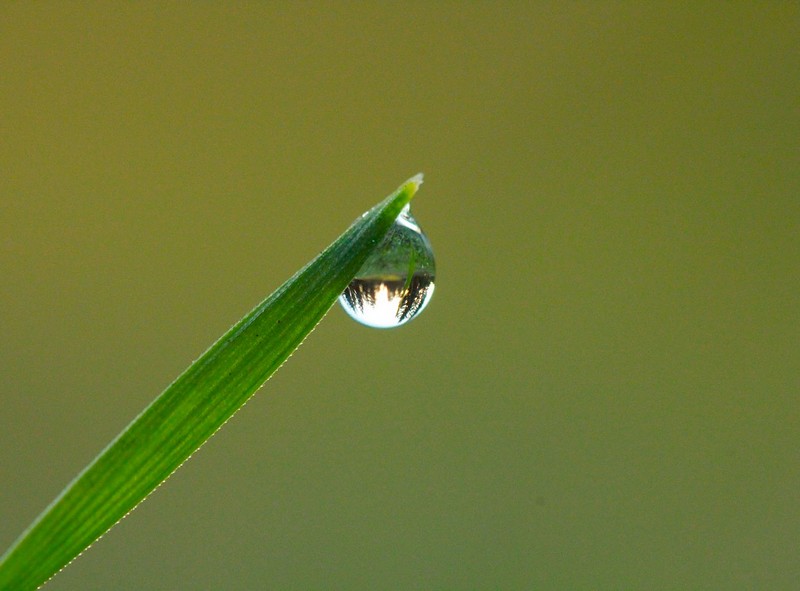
[1,3,797,589]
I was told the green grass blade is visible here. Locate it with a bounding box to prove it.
[0,174,424,591]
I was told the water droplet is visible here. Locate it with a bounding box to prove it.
[339,205,435,328]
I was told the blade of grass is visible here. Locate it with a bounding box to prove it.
[0,174,424,591]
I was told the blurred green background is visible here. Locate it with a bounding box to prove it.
[1,3,798,589]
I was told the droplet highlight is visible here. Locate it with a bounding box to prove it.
[339,205,435,328]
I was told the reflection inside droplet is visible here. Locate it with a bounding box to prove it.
[339,205,435,328]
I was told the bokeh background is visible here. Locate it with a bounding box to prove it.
[2,3,798,589]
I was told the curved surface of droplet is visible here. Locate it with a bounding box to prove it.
[339,205,435,328]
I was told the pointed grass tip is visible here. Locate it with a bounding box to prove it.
[408,172,424,189]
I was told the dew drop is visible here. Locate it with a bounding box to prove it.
[339,205,435,328]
